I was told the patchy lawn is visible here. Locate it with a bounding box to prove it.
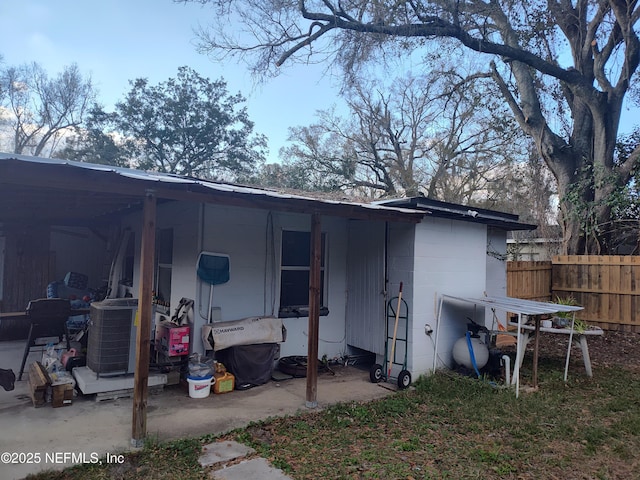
[27,332,640,480]
[230,362,640,480]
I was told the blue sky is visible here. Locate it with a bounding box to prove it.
[2,1,637,164]
[0,0,343,163]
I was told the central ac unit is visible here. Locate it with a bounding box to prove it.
[87,298,138,376]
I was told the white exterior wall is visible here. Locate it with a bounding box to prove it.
[485,228,508,328]
[389,217,487,378]
[486,228,507,297]
[122,200,509,379]
[385,223,415,377]
[157,201,200,316]
[126,201,350,360]
[274,213,349,361]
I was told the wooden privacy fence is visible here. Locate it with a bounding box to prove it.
[507,261,552,302]
[553,255,640,332]
[507,256,640,332]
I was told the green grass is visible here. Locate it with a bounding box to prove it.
[26,360,640,479]
[25,437,207,480]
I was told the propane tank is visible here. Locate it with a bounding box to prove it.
[452,331,489,370]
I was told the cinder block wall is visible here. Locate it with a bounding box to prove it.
[388,218,489,377]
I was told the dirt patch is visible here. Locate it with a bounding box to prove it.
[524,329,640,369]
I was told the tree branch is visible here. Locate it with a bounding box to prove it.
[292,2,589,86]
[276,22,334,66]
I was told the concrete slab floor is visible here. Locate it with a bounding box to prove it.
[0,340,393,480]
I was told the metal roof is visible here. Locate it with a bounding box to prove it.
[0,154,426,225]
[377,197,537,231]
[441,294,583,315]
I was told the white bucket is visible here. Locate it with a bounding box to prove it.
[187,375,215,399]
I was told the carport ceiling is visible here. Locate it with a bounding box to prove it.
[0,182,147,225]
[0,158,158,226]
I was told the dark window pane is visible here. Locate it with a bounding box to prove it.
[282,230,325,267]
[280,271,325,308]
[280,230,326,315]
[282,231,310,267]
[280,270,309,307]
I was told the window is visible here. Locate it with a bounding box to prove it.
[279,230,328,318]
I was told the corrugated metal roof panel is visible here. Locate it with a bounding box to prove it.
[442,294,582,315]
[0,153,425,218]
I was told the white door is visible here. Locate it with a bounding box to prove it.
[346,220,386,355]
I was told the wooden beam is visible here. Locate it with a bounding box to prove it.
[306,213,321,408]
[131,191,156,447]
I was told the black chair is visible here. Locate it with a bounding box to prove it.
[0,368,15,391]
[18,299,71,381]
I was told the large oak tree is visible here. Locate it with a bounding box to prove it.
[113,66,266,179]
[187,0,640,254]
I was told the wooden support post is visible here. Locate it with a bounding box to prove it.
[306,213,321,408]
[131,191,156,447]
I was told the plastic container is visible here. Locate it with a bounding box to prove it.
[61,348,77,368]
[186,375,215,399]
[214,372,235,394]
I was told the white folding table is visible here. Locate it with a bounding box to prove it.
[435,295,586,397]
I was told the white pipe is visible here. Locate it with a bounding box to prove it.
[501,355,511,386]
[433,295,444,373]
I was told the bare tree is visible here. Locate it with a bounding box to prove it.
[487,149,562,260]
[279,72,525,201]
[186,0,640,254]
[0,62,96,156]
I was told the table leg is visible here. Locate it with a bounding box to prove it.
[532,317,541,387]
[574,335,593,377]
[511,331,531,385]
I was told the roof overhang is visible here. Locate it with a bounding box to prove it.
[377,197,537,231]
[0,154,425,227]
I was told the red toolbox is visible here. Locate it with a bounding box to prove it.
[156,322,190,356]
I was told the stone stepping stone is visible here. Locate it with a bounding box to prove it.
[210,457,293,480]
[198,440,255,468]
